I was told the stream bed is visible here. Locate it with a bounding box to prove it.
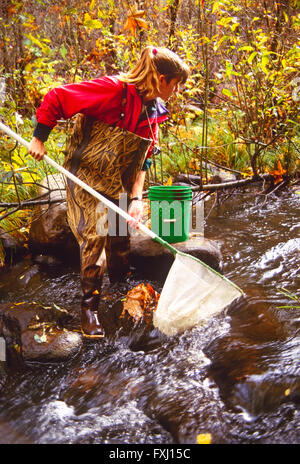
[0,188,299,444]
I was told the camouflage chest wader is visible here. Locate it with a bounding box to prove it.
[64,108,151,324]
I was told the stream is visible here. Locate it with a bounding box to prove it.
[0,188,299,445]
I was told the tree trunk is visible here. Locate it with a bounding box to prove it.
[168,0,181,47]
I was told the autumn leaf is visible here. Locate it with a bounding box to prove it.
[261,54,270,75]
[34,333,47,343]
[222,88,233,98]
[124,9,149,36]
[164,177,173,186]
[14,344,21,353]
[269,160,286,184]
[0,241,5,268]
[121,283,160,323]
[53,303,68,313]
[7,4,17,16]
[26,33,51,55]
[241,167,254,178]
[83,13,102,29]
[189,158,201,173]
[34,325,48,343]
[197,433,212,444]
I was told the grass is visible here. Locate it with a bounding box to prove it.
[276,288,300,310]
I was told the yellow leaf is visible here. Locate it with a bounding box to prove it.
[164,177,173,186]
[261,55,269,74]
[241,168,254,178]
[197,433,212,444]
[14,344,21,353]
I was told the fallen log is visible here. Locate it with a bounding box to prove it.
[173,173,274,192]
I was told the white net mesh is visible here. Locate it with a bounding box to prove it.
[153,253,243,336]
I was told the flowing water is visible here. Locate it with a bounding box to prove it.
[0,188,299,444]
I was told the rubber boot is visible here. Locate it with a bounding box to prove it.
[81,309,105,339]
[80,269,105,339]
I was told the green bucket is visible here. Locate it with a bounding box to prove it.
[148,185,192,243]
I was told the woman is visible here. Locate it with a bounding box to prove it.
[29,46,190,338]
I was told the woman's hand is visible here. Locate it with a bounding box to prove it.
[128,171,146,229]
[28,137,46,161]
[127,199,143,229]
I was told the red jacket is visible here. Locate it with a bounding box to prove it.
[34,76,168,158]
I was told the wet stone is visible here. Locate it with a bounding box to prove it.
[21,327,82,361]
[0,227,28,265]
[28,174,79,262]
[129,233,222,280]
[0,302,82,365]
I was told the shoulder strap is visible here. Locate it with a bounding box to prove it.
[69,115,95,176]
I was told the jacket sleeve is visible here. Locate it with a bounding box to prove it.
[33,76,122,141]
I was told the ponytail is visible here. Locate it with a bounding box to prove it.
[119,46,190,99]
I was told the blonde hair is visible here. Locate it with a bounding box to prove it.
[119,46,190,99]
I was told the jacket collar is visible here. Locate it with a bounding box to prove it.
[126,83,169,115]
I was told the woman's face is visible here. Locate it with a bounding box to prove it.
[157,76,181,101]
